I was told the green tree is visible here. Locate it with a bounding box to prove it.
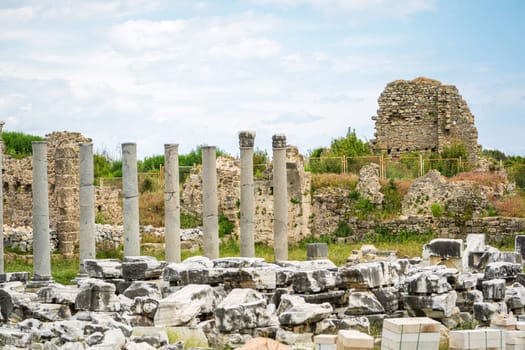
[2,131,45,159]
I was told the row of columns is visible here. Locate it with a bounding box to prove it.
[4,132,290,281]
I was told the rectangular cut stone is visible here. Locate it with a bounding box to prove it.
[215,288,271,332]
[423,239,463,259]
[381,329,439,350]
[154,284,217,327]
[337,330,374,350]
[315,334,337,344]
[515,235,525,261]
[382,317,441,334]
[84,259,122,279]
[122,256,166,280]
[449,329,505,350]
[222,267,277,290]
[506,330,525,345]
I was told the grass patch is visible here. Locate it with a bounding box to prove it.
[311,173,358,191]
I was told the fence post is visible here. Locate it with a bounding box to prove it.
[343,156,346,174]
[419,154,423,177]
[380,153,385,179]
[100,177,103,187]
[458,157,462,173]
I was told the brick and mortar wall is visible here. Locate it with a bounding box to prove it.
[372,77,478,160]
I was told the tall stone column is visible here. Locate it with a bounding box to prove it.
[122,143,140,257]
[79,143,95,274]
[0,141,3,273]
[164,144,181,263]
[239,131,256,257]
[202,146,219,259]
[54,144,80,258]
[272,134,288,261]
[32,141,52,282]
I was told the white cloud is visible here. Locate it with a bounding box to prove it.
[110,20,187,51]
[249,0,435,20]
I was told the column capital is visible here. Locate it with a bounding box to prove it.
[239,131,256,148]
[272,134,287,149]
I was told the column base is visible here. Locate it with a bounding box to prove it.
[0,272,31,283]
[27,275,54,289]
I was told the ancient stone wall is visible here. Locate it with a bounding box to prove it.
[181,146,311,244]
[372,77,478,160]
[2,131,90,256]
[310,186,525,244]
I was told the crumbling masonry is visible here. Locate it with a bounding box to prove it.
[371,77,478,160]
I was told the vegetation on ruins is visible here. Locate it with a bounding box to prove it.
[1,131,45,159]
[308,128,372,173]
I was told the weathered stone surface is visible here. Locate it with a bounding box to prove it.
[291,269,336,294]
[237,337,290,350]
[130,297,159,318]
[402,291,457,318]
[37,284,79,305]
[481,279,506,301]
[32,303,72,321]
[222,267,277,290]
[402,170,489,217]
[403,271,452,294]
[154,284,219,327]
[315,316,370,335]
[372,77,478,159]
[122,281,164,300]
[275,329,313,345]
[339,261,397,289]
[75,278,120,312]
[84,259,122,279]
[122,256,167,281]
[162,257,215,285]
[473,301,508,324]
[423,238,463,259]
[0,328,32,347]
[213,257,266,268]
[215,288,274,332]
[300,290,348,308]
[456,290,483,312]
[505,282,525,311]
[355,164,383,207]
[344,291,384,316]
[372,287,399,313]
[484,261,522,280]
[278,294,332,326]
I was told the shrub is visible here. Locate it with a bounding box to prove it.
[333,221,353,238]
[219,213,235,237]
[181,212,202,229]
[492,195,525,218]
[381,179,403,216]
[431,203,444,217]
[2,131,45,159]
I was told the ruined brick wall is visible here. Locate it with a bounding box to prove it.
[2,131,90,256]
[181,147,311,244]
[372,77,478,160]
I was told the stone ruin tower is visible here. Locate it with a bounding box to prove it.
[371,77,478,160]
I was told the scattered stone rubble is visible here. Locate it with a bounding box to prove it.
[0,234,525,349]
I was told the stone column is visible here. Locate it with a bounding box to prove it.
[272,134,288,261]
[122,143,140,257]
[164,144,181,263]
[32,141,52,282]
[239,131,256,257]
[202,146,219,259]
[54,144,80,258]
[0,141,3,273]
[79,143,96,274]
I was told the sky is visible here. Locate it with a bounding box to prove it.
[0,0,524,160]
